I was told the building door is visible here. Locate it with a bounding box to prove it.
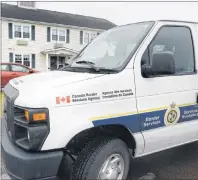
[57,56,66,69]
[50,56,58,70]
[50,56,66,70]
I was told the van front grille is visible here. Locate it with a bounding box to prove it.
[3,83,19,141]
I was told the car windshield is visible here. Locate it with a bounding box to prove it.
[69,21,154,70]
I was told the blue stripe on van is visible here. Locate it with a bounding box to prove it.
[92,104,198,133]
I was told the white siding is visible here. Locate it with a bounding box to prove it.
[2,19,104,71]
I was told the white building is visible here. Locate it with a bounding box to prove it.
[1,2,116,71]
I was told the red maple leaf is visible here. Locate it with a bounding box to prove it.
[61,97,65,102]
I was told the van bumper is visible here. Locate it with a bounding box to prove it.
[1,124,63,180]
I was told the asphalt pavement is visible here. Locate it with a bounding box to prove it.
[128,141,198,180]
[1,127,198,180]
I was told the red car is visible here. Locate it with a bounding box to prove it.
[1,62,39,88]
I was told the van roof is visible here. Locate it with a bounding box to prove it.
[116,19,198,29]
[157,19,198,24]
[123,19,198,25]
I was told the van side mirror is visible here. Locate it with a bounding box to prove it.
[142,51,175,77]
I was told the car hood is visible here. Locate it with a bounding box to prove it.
[10,70,104,90]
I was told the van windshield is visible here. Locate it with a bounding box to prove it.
[69,21,154,71]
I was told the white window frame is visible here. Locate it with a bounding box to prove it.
[83,32,96,44]
[51,28,66,42]
[13,23,31,40]
[14,54,32,68]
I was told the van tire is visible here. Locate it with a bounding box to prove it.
[70,136,130,180]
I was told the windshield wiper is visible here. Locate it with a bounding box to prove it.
[58,63,71,70]
[59,61,118,74]
[75,60,100,72]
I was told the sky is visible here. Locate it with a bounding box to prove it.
[4,1,198,25]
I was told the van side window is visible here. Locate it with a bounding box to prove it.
[142,26,195,75]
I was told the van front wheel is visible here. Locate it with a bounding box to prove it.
[70,136,130,180]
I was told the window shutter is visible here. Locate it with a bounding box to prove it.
[80,31,83,44]
[31,54,35,68]
[31,25,35,41]
[47,27,51,42]
[9,53,13,62]
[8,23,13,39]
[66,29,70,43]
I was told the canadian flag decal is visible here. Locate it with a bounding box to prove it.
[56,96,71,104]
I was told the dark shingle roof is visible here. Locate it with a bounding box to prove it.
[1,3,116,30]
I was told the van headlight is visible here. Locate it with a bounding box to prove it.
[14,107,50,151]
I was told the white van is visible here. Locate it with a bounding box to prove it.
[2,20,198,180]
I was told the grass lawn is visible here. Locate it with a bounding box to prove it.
[1,91,4,117]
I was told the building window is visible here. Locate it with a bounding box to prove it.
[51,28,66,42]
[14,25,22,38]
[52,29,58,41]
[23,55,30,67]
[23,26,30,38]
[84,32,89,44]
[59,30,66,42]
[15,54,22,64]
[14,54,31,67]
[90,34,96,41]
[14,24,30,39]
[83,32,96,44]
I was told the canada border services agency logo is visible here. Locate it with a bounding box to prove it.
[164,102,180,126]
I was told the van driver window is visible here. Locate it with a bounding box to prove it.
[142,26,195,74]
